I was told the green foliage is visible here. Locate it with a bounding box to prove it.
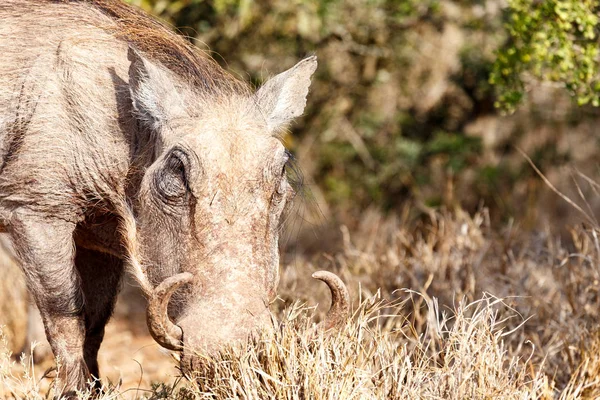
[491,0,600,111]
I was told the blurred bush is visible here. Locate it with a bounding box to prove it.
[125,0,600,226]
[491,0,600,111]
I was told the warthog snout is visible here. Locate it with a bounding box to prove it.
[145,271,350,373]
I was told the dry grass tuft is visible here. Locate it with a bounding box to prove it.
[0,332,44,399]
[188,294,545,399]
[559,332,600,399]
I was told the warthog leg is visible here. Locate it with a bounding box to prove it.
[8,214,89,398]
[75,246,124,381]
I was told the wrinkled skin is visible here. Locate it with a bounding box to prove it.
[135,106,296,364]
[0,0,337,397]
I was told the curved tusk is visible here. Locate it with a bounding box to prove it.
[312,271,350,331]
[146,272,194,351]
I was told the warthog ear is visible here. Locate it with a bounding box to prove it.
[255,56,318,132]
[127,46,187,131]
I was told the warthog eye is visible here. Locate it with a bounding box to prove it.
[272,180,287,206]
[272,162,291,206]
[271,149,300,208]
[155,148,190,202]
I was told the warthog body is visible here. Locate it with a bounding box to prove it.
[0,0,348,396]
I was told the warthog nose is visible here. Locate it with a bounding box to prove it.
[146,270,350,361]
[178,310,273,375]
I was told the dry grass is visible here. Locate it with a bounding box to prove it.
[1,207,600,399]
[187,294,547,399]
[0,295,547,399]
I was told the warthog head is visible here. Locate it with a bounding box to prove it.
[125,48,348,372]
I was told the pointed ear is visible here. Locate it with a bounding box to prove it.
[128,46,187,131]
[255,56,317,132]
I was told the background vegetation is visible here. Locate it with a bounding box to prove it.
[125,0,600,228]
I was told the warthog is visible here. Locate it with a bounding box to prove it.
[0,0,349,396]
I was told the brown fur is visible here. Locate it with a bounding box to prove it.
[48,0,248,95]
[89,0,248,95]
